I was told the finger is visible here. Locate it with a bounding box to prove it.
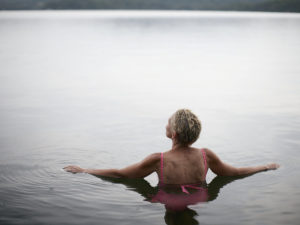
[63,166,71,170]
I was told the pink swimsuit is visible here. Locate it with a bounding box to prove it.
[151,149,209,211]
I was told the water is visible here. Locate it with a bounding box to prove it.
[0,10,300,225]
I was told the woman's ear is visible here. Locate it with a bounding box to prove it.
[171,132,177,139]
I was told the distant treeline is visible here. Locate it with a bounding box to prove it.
[0,0,299,12]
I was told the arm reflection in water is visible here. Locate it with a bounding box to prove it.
[95,174,250,225]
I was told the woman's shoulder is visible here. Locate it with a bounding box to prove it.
[191,147,214,161]
[193,147,212,153]
[145,152,161,162]
[190,147,210,153]
[197,148,221,165]
[161,149,173,155]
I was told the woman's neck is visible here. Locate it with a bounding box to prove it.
[171,141,189,151]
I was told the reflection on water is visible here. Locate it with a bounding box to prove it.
[165,209,199,225]
[98,175,251,225]
[1,10,300,225]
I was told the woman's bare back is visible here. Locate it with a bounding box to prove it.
[161,147,207,184]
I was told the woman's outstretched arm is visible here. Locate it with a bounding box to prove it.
[63,153,160,178]
[205,148,280,176]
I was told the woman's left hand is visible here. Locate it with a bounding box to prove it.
[63,165,85,173]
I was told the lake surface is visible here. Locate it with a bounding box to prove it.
[0,10,300,225]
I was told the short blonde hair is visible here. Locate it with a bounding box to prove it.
[170,109,201,146]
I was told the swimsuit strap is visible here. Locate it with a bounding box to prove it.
[201,148,208,180]
[181,184,206,194]
[160,152,164,184]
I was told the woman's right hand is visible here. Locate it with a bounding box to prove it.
[266,163,280,170]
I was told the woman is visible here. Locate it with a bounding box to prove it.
[64,109,279,184]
